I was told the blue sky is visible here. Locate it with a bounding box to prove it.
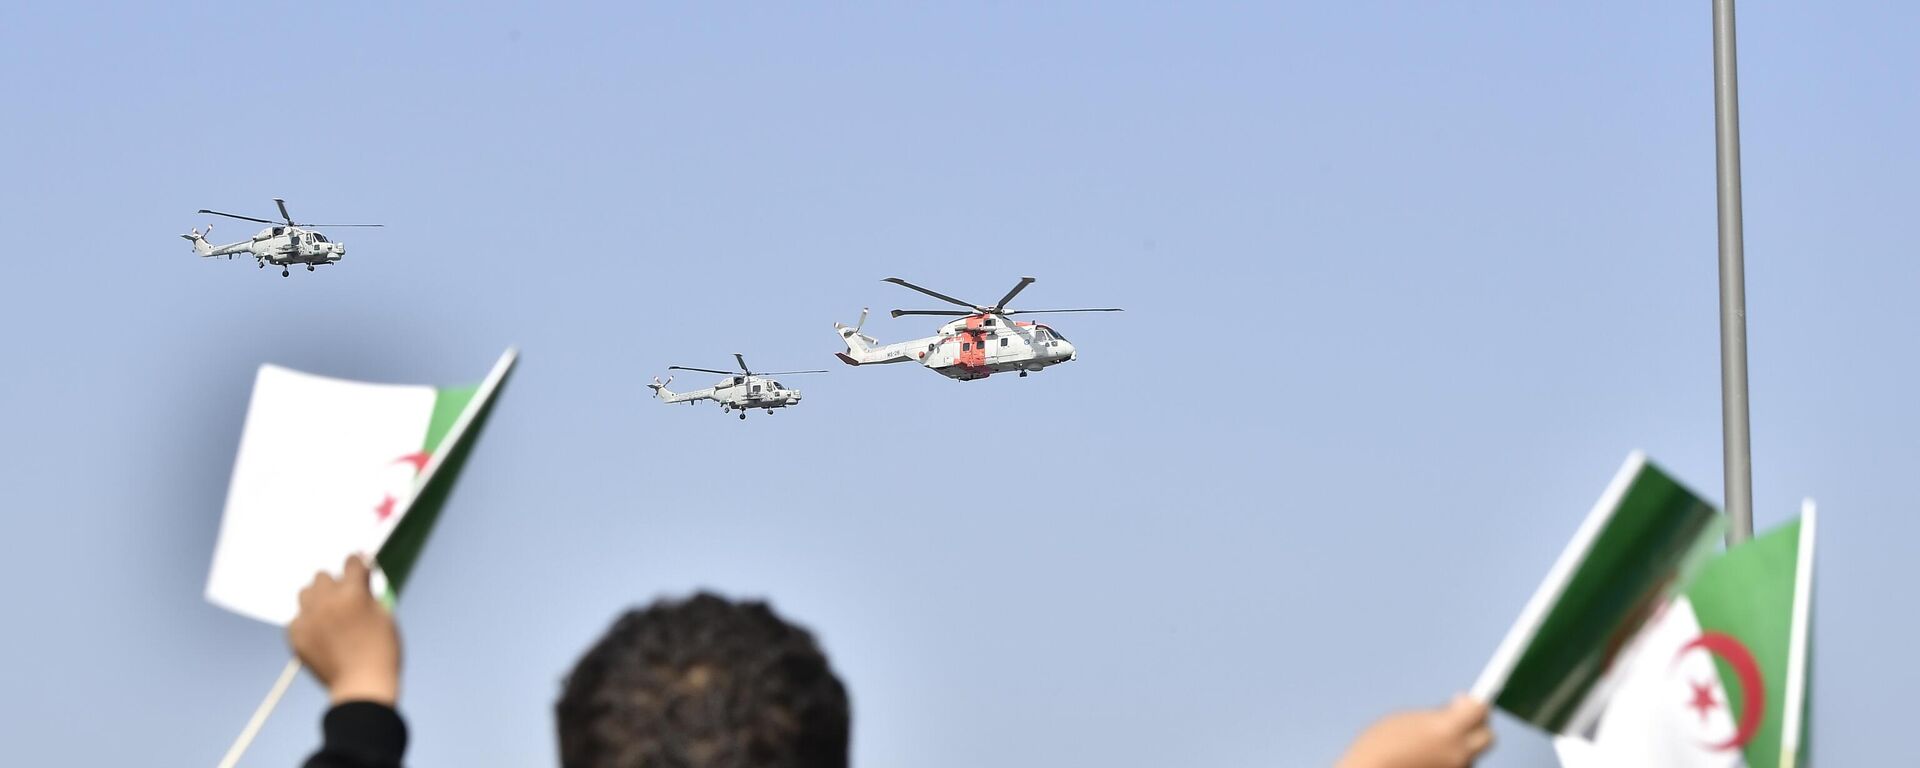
[1,2,1913,765]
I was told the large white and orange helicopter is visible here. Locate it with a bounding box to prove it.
[834,277,1121,381]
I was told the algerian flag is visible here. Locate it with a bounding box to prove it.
[205,349,517,625]
[1473,452,1726,734]
[1554,504,1816,768]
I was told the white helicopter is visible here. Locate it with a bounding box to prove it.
[834,277,1121,381]
[182,198,382,277]
[649,354,828,420]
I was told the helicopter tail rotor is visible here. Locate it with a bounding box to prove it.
[647,376,674,398]
[181,227,214,257]
[833,315,886,366]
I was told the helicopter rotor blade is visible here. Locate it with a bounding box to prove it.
[298,223,385,228]
[755,370,831,376]
[882,278,977,310]
[667,366,735,376]
[890,309,972,318]
[1002,308,1124,315]
[992,277,1037,311]
[197,209,277,225]
[273,198,295,225]
[733,353,752,376]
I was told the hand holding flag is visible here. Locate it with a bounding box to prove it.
[289,555,400,707]
[1335,694,1496,768]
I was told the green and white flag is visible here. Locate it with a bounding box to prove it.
[205,349,517,625]
[1554,504,1817,768]
[1473,452,1726,733]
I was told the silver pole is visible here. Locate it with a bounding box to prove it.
[1712,0,1754,545]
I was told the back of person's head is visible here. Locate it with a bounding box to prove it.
[555,592,851,768]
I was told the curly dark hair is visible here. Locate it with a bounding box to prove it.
[555,593,851,768]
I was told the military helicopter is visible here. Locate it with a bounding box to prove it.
[834,276,1121,381]
[649,354,828,420]
[181,198,381,277]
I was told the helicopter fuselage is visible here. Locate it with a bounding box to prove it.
[241,226,346,267]
[838,315,1077,381]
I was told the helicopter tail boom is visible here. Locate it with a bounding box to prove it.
[648,376,710,404]
[833,321,928,366]
[182,226,253,259]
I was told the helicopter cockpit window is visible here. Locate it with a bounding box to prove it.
[313,233,329,243]
[767,381,782,390]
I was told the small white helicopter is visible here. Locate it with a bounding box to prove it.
[649,354,828,420]
[182,198,382,277]
[834,277,1121,381]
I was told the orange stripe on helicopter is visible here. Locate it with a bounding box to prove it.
[958,315,991,374]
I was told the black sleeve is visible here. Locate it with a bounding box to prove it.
[302,701,408,768]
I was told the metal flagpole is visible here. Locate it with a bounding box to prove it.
[1712,0,1754,545]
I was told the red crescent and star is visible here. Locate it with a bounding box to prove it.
[373,451,431,522]
[1672,630,1766,752]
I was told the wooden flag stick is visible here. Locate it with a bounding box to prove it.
[216,658,302,768]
